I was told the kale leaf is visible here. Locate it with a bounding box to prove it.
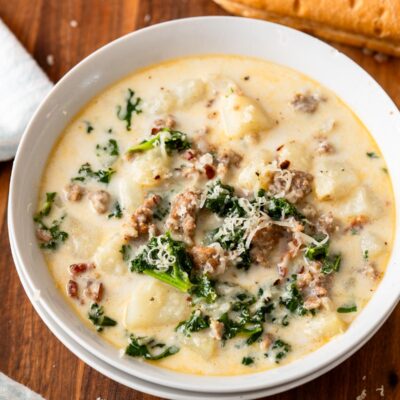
[305,240,341,275]
[34,192,57,221]
[88,303,117,332]
[72,162,116,184]
[270,339,291,363]
[117,88,142,131]
[202,180,244,217]
[108,201,123,219]
[96,139,119,158]
[130,232,193,292]
[266,197,304,221]
[175,310,210,336]
[189,275,218,304]
[126,128,190,155]
[337,304,357,313]
[242,356,254,366]
[125,334,179,360]
[279,275,308,316]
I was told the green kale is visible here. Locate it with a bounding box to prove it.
[96,139,119,157]
[363,250,369,260]
[242,356,254,366]
[305,240,341,275]
[279,275,307,316]
[72,162,116,184]
[33,192,57,222]
[120,244,132,262]
[152,196,170,221]
[337,304,357,313]
[218,291,269,344]
[271,339,291,363]
[266,197,304,221]
[125,334,179,360]
[189,275,218,303]
[366,151,379,159]
[88,303,117,332]
[202,180,244,217]
[130,232,193,292]
[108,202,123,219]
[175,310,210,336]
[117,88,142,131]
[126,128,190,155]
[84,121,94,133]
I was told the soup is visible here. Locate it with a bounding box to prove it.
[34,55,394,375]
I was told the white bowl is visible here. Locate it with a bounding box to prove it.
[9,16,400,395]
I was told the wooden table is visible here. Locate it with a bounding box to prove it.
[0,1,399,399]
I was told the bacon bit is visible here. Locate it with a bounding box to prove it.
[204,164,216,179]
[151,127,160,135]
[210,319,224,340]
[183,149,197,160]
[276,144,284,151]
[36,228,52,243]
[279,160,290,169]
[154,175,161,180]
[84,281,103,302]
[206,99,215,108]
[260,334,272,351]
[67,280,79,298]
[69,262,94,276]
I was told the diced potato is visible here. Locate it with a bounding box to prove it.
[183,333,217,359]
[63,216,100,259]
[236,157,274,191]
[220,92,273,139]
[277,140,311,172]
[124,279,191,330]
[175,79,206,107]
[130,148,171,187]
[339,187,380,220]
[360,231,386,258]
[116,175,144,214]
[313,158,359,200]
[148,90,177,114]
[93,234,127,275]
[303,311,345,343]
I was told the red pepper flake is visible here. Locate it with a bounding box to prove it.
[69,262,94,276]
[67,280,79,298]
[204,164,216,179]
[151,127,160,135]
[279,160,291,169]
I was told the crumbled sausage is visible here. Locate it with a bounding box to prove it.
[67,280,79,298]
[250,225,282,264]
[65,183,85,201]
[316,212,338,234]
[303,295,322,310]
[69,262,94,276]
[190,245,227,276]
[84,280,103,302]
[153,115,176,130]
[36,227,52,243]
[269,170,313,203]
[316,140,334,155]
[131,194,161,237]
[166,191,199,242]
[297,261,327,310]
[216,149,243,178]
[291,92,321,113]
[210,319,224,340]
[89,190,110,214]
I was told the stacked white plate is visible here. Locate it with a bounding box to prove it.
[8,17,400,399]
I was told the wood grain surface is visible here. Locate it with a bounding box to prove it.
[0,1,399,399]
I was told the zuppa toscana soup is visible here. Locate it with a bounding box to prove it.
[34,55,394,375]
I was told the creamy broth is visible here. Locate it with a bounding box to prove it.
[35,55,394,376]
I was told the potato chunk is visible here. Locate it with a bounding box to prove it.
[361,231,386,258]
[339,186,380,220]
[220,92,273,139]
[278,141,311,172]
[124,279,191,329]
[93,234,127,275]
[313,158,359,200]
[175,79,206,107]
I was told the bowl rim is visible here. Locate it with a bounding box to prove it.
[8,15,400,394]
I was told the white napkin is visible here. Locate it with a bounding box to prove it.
[0,19,53,161]
[0,372,44,400]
